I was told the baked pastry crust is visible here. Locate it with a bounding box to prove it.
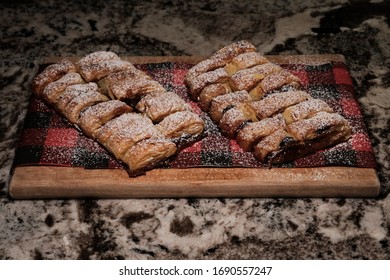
[156,110,205,139]
[229,63,283,92]
[198,83,232,111]
[56,83,108,124]
[218,103,257,138]
[185,40,352,165]
[253,129,296,163]
[282,98,333,124]
[122,139,177,177]
[208,90,252,123]
[224,52,269,76]
[236,114,287,152]
[78,100,133,138]
[42,73,85,105]
[77,51,137,82]
[136,91,190,123]
[186,68,230,99]
[185,40,256,81]
[31,59,77,96]
[287,111,352,142]
[249,90,311,120]
[31,51,205,176]
[97,113,163,158]
[257,70,301,95]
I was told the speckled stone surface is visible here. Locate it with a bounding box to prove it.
[0,0,389,259]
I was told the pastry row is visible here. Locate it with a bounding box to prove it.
[185,41,352,164]
[31,51,205,176]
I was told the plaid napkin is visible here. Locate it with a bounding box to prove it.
[13,61,377,170]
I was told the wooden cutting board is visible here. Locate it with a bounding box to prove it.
[9,55,381,199]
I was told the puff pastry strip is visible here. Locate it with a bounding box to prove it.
[249,90,311,120]
[41,73,85,105]
[136,91,190,123]
[236,114,287,152]
[185,40,256,81]
[122,139,177,176]
[77,51,137,82]
[186,41,352,165]
[31,51,205,176]
[31,59,77,96]
[208,90,252,123]
[156,110,205,139]
[78,100,133,138]
[56,83,109,124]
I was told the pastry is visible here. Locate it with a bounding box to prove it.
[186,68,230,100]
[218,103,257,138]
[253,129,297,163]
[282,98,333,124]
[208,90,252,123]
[186,40,352,165]
[256,70,301,95]
[287,111,352,142]
[198,83,232,111]
[98,69,166,101]
[42,73,85,105]
[56,83,108,124]
[122,138,177,177]
[136,91,190,123]
[249,90,311,120]
[31,59,77,96]
[77,51,136,82]
[156,110,205,139]
[97,113,163,158]
[224,52,269,76]
[185,40,257,81]
[78,100,133,138]
[236,114,287,152]
[229,63,283,92]
[31,51,205,176]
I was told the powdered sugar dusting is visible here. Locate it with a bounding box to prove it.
[250,90,310,119]
[32,59,77,95]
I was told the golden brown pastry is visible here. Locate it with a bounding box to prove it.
[122,138,177,177]
[110,76,166,101]
[255,113,353,165]
[256,70,301,95]
[31,59,77,96]
[224,52,269,76]
[185,40,256,81]
[282,98,333,124]
[136,91,190,123]
[287,111,352,142]
[208,90,252,123]
[186,68,230,100]
[198,83,232,111]
[236,114,287,152]
[78,100,133,138]
[156,110,205,139]
[56,83,108,124]
[41,73,85,105]
[97,113,162,158]
[249,90,311,120]
[218,103,258,138]
[97,69,150,96]
[253,129,297,163]
[77,51,137,82]
[31,51,205,176]
[186,41,352,165]
[211,40,257,64]
[229,63,283,92]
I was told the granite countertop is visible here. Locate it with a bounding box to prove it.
[0,0,389,259]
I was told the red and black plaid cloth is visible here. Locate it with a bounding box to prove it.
[13,61,377,170]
